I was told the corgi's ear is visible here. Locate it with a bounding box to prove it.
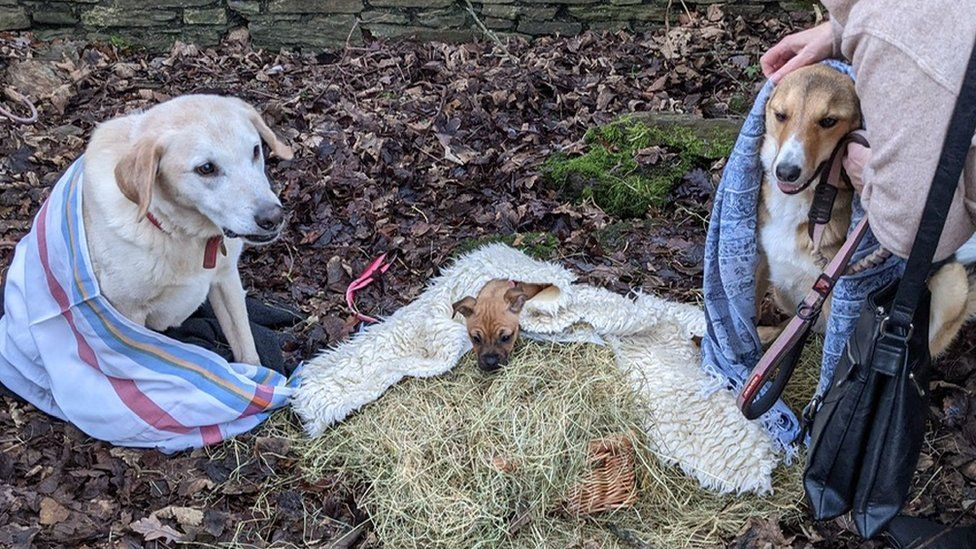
[115,136,165,220]
[452,296,477,319]
[504,287,528,314]
[765,83,786,120]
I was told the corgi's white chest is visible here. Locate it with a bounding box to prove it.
[759,182,823,309]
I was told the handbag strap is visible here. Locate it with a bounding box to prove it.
[885,42,976,336]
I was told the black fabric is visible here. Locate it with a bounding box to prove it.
[804,39,976,540]
[162,298,302,377]
[885,515,976,549]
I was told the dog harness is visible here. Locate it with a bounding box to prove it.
[345,252,394,324]
[0,159,298,452]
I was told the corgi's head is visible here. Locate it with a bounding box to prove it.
[761,65,861,194]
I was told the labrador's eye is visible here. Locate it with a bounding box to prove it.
[500,333,512,344]
[774,112,788,123]
[472,334,482,345]
[819,117,838,129]
[253,144,261,160]
[195,162,217,176]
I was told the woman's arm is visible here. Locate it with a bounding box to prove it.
[843,142,869,193]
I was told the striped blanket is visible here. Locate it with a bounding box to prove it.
[0,159,297,453]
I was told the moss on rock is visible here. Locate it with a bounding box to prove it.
[542,115,737,218]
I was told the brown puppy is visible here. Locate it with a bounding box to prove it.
[452,279,547,372]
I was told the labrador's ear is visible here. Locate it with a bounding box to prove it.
[114,137,164,220]
[452,296,477,319]
[504,287,528,314]
[235,98,293,160]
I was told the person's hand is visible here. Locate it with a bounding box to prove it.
[843,141,870,193]
[761,22,835,83]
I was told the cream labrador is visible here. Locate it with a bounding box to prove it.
[82,94,293,365]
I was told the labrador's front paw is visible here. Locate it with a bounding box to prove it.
[236,352,262,366]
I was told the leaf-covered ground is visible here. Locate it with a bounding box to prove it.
[1,5,974,547]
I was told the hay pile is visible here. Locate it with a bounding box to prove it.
[296,339,825,548]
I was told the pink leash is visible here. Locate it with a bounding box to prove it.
[0,87,38,125]
[345,253,394,324]
[738,217,869,419]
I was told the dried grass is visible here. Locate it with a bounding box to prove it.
[285,339,827,548]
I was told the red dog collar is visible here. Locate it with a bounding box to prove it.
[145,212,225,269]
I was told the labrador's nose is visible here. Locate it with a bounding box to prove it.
[775,163,802,183]
[255,204,284,231]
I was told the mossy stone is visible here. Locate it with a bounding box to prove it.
[541,115,739,218]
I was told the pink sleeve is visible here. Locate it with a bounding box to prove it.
[851,36,975,260]
[829,18,845,59]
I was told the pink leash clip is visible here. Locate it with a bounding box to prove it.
[345,253,394,324]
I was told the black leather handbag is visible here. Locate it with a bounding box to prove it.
[804,39,976,540]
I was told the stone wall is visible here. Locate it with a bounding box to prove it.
[0,1,812,51]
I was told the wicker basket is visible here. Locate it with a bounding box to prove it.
[565,434,638,515]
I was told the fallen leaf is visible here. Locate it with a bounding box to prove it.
[38,497,70,526]
[130,516,184,543]
[153,506,204,528]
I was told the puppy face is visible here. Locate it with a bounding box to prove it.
[452,279,530,372]
[114,95,293,244]
[762,65,861,194]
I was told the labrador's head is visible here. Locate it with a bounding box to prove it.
[113,95,293,244]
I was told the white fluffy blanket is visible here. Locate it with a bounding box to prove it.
[293,244,778,493]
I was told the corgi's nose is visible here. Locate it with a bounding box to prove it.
[775,163,802,183]
[255,204,284,231]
